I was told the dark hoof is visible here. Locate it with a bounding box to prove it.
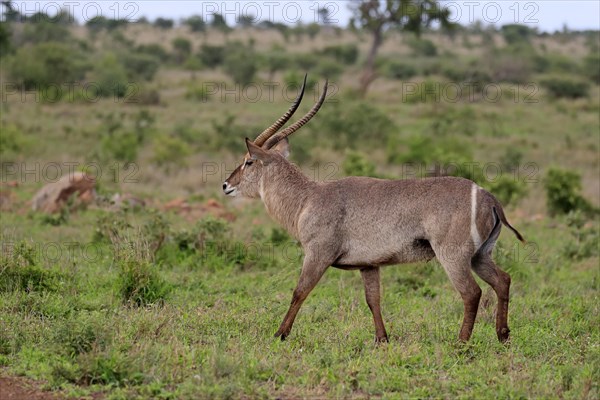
[497,327,510,343]
[274,330,288,341]
[375,336,389,344]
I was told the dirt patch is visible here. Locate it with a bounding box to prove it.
[0,375,60,400]
[0,374,104,400]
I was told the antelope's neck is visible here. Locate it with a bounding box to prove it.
[259,163,315,239]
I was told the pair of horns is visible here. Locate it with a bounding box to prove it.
[253,74,328,150]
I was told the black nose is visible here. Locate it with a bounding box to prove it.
[222,183,227,190]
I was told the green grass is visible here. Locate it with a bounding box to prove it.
[1,207,598,399]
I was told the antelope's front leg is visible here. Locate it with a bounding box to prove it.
[275,255,329,340]
[360,267,388,343]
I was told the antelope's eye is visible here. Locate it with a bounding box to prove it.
[244,160,253,166]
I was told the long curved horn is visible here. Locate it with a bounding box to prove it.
[265,79,328,150]
[253,74,307,147]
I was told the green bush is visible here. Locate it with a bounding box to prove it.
[100,131,139,162]
[544,167,593,216]
[89,53,129,98]
[294,52,319,70]
[583,53,600,84]
[0,124,30,162]
[0,21,11,56]
[22,20,71,44]
[186,85,211,102]
[136,43,169,60]
[320,44,359,64]
[172,37,192,64]
[561,211,599,260]
[407,37,437,57]
[223,45,257,84]
[121,52,160,81]
[154,18,174,29]
[310,100,396,150]
[7,42,85,90]
[262,52,290,79]
[0,242,66,293]
[315,59,344,80]
[343,151,378,177]
[385,61,417,80]
[151,134,192,171]
[540,77,590,99]
[184,15,206,33]
[486,176,527,206]
[387,135,476,179]
[501,24,534,45]
[117,259,170,306]
[199,44,225,68]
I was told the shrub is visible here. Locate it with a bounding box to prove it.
[387,135,476,179]
[320,44,359,64]
[561,211,599,260]
[7,42,85,90]
[501,24,534,45]
[583,53,600,84]
[186,85,211,102]
[315,59,344,80]
[262,51,290,80]
[151,134,191,171]
[22,20,71,44]
[172,37,192,64]
[136,43,169,60]
[121,52,160,81]
[89,53,129,98]
[486,176,527,206]
[223,46,257,85]
[0,21,11,56]
[0,124,29,162]
[294,52,320,71]
[154,18,174,29]
[407,37,437,57]
[310,100,396,150]
[283,71,318,89]
[385,61,417,80]
[0,242,66,293]
[184,15,206,32]
[117,259,170,306]
[544,167,593,216]
[540,77,590,99]
[500,148,524,171]
[343,151,378,177]
[100,131,139,162]
[199,44,225,68]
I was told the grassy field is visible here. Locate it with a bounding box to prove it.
[1,15,599,399]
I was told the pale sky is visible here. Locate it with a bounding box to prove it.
[5,1,600,32]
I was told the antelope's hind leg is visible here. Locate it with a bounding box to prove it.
[360,267,388,343]
[436,248,482,342]
[471,254,511,342]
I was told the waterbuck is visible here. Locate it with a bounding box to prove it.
[223,76,525,343]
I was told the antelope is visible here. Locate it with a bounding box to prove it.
[223,76,525,343]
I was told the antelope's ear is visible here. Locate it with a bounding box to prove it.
[245,138,274,163]
[271,137,290,159]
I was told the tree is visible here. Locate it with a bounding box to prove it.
[154,18,174,29]
[237,14,255,28]
[350,0,453,96]
[212,13,232,36]
[184,15,206,33]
